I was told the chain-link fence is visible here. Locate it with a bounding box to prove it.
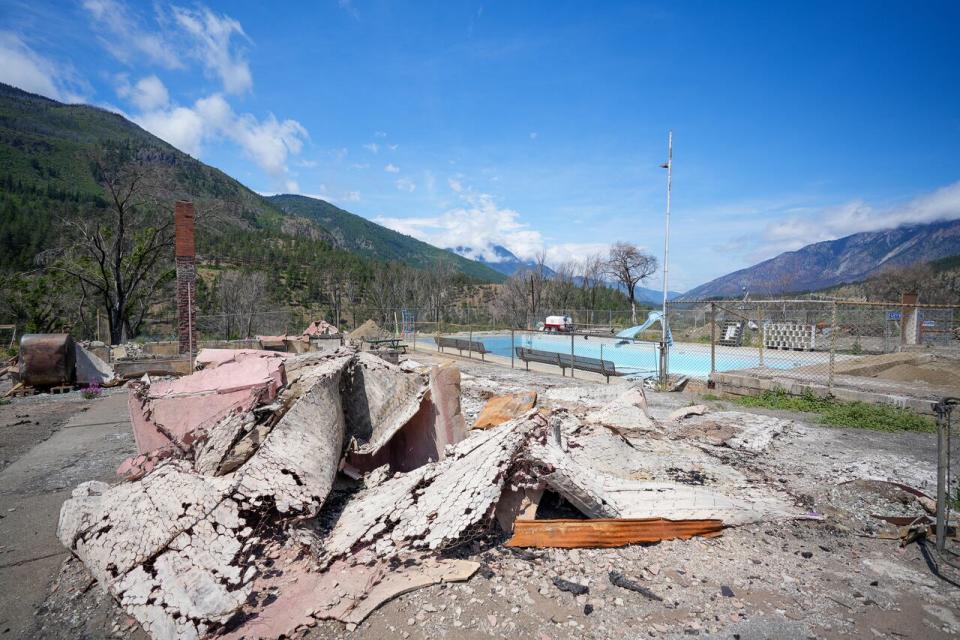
[120,308,313,344]
[88,298,959,392]
[397,299,960,390]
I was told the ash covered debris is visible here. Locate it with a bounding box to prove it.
[57,349,799,639]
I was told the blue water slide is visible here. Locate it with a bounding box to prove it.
[615,310,673,345]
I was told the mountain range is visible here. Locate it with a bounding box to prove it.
[448,244,681,304]
[267,195,504,281]
[448,244,554,277]
[682,218,960,298]
[0,83,504,283]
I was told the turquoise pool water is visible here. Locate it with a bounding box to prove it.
[468,333,805,378]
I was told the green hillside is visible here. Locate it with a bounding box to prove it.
[268,194,505,283]
[0,83,501,284]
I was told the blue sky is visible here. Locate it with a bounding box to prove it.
[2,1,959,290]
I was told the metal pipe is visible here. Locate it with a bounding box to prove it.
[660,130,673,387]
[758,304,765,368]
[710,302,716,375]
[829,301,837,388]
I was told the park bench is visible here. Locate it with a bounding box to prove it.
[434,336,487,360]
[515,347,618,382]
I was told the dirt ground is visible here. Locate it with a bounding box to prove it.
[3,352,960,639]
[871,356,960,389]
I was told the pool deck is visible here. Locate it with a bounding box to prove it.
[409,337,628,385]
[411,333,954,414]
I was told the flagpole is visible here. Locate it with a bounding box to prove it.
[660,131,672,385]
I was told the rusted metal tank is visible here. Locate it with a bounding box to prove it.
[19,334,76,387]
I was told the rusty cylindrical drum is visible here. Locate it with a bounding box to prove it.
[19,334,76,387]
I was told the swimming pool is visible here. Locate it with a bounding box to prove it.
[461,333,809,378]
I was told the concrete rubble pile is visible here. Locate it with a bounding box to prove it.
[57,347,799,640]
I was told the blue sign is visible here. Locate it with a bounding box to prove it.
[887,311,901,320]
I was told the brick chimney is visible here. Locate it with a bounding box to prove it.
[175,201,198,355]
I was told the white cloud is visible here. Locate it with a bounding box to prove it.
[117,74,169,111]
[82,0,181,69]
[363,143,379,154]
[387,143,399,151]
[376,191,544,261]
[136,104,207,155]
[0,32,87,102]
[384,163,400,173]
[350,162,370,169]
[447,178,463,193]
[395,177,416,192]
[544,243,610,265]
[343,191,361,202]
[284,179,300,193]
[755,181,960,258]
[83,1,251,95]
[374,130,387,138]
[134,92,308,182]
[171,5,252,95]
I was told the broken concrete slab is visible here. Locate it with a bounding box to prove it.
[584,385,658,433]
[323,412,546,564]
[74,343,118,387]
[57,462,252,640]
[126,354,287,456]
[672,411,792,453]
[667,404,708,422]
[194,348,288,369]
[354,361,467,472]
[473,391,538,429]
[526,421,796,525]
[341,351,429,456]
[233,353,352,515]
[223,550,477,638]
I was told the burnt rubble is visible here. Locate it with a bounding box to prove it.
[57,346,798,639]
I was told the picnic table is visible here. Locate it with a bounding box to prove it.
[363,337,408,353]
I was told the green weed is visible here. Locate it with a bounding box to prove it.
[734,388,935,433]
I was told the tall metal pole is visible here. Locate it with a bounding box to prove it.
[660,131,673,385]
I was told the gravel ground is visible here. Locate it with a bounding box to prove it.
[10,353,960,638]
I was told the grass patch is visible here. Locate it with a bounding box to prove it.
[734,389,936,433]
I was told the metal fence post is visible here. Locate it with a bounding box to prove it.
[937,401,950,555]
[469,328,473,359]
[570,331,575,379]
[412,323,417,353]
[758,304,764,368]
[710,302,716,375]
[511,329,515,369]
[829,300,837,389]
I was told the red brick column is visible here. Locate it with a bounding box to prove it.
[175,201,198,355]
